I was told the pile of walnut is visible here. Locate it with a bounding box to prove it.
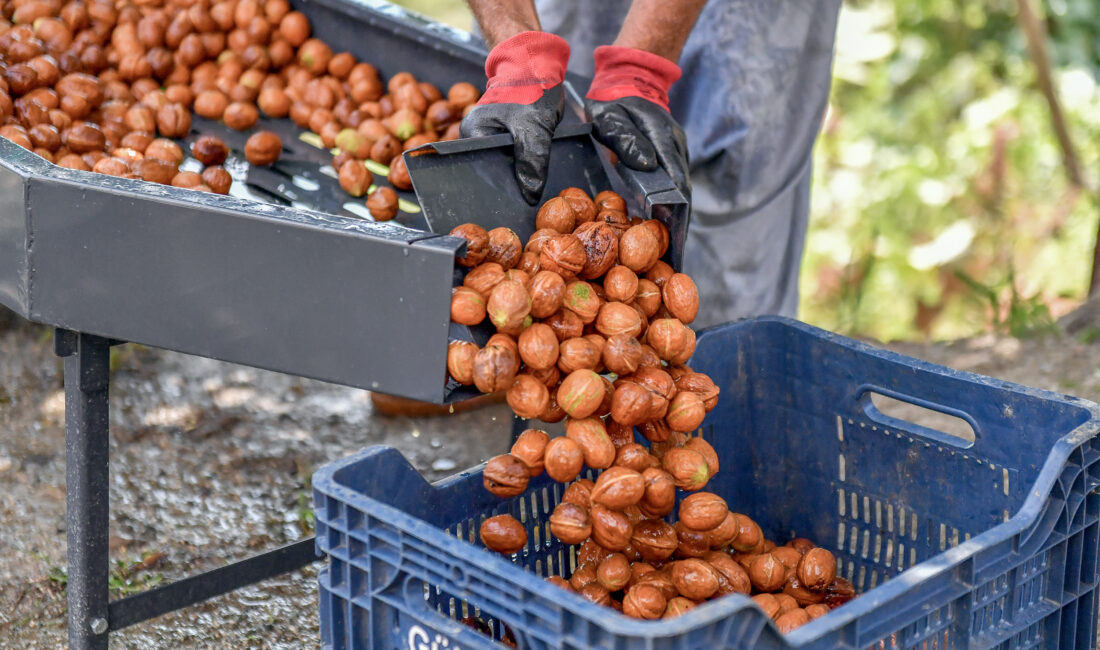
[0,0,477,218]
[445,189,857,632]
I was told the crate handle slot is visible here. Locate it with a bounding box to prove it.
[399,575,514,649]
[858,385,978,449]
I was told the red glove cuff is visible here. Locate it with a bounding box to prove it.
[586,45,682,112]
[479,31,570,106]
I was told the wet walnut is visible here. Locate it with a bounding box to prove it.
[338,160,372,197]
[634,278,662,317]
[614,444,653,472]
[244,131,281,166]
[366,187,399,221]
[486,227,522,270]
[479,514,527,554]
[678,492,729,531]
[729,513,764,552]
[387,154,413,190]
[590,466,645,510]
[539,234,586,279]
[596,553,632,591]
[603,265,639,303]
[543,436,584,482]
[748,553,787,593]
[610,381,651,427]
[549,502,591,544]
[527,270,566,319]
[559,187,596,224]
[447,340,478,385]
[673,520,710,558]
[486,280,531,332]
[683,437,720,478]
[557,336,601,374]
[565,416,616,469]
[665,390,706,433]
[535,196,576,233]
[661,447,710,491]
[630,518,678,562]
[603,334,644,376]
[510,429,550,476]
[775,609,810,634]
[595,190,626,213]
[675,372,720,412]
[670,559,720,600]
[642,219,671,258]
[595,302,643,339]
[544,309,584,342]
[191,134,229,166]
[618,224,660,273]
[506,374,549,419]
[450,286,486,325]
[517,323,559,370]
[798,548,837,591]
[639,467,676,517]
[449,223,489,267]
[155,102,191,138]
[472,343,517,393]
[463,262,506,297]
[557,369,605,420]
[524,228,558,255]
[647,318,694,363]
[562,280,601,324]
[589,504,633,551]
[663,273,699,324]
[573,221,619,279]
[482,454,530,498]
[201,167,232,195]
[63,121,105,153]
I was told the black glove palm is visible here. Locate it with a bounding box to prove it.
[461,85,565,205]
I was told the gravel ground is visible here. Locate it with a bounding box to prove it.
[2,315,1100,648]
[0,317,513,649]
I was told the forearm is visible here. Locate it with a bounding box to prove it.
[465,0,542,49]
[614,0,707,63]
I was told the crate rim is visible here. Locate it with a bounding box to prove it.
[314,316,1100,644]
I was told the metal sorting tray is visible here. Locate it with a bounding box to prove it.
[0,0,687,404]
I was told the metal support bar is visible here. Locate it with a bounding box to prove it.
[107,538,320,631]
[62,331,111,650]
[57,328,321,645]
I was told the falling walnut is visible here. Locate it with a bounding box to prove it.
[448,187,859,628]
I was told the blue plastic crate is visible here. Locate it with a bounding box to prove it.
[314,317,1100,649]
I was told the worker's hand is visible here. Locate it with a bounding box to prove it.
[584,46,690,201]
[461,31,570,205]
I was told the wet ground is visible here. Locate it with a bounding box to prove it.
[0,316,514,649]
[4,314,1100,648]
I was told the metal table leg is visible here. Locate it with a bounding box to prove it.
[55,329,320,647]
[59,330,111,650]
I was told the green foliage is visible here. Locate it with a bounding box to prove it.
[801,0,1100,340]
[108,553,165,596]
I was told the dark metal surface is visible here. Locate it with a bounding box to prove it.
[24,168,462,402]
[0,159,26,314]
[107,538,320,632]
[62,332,111,650]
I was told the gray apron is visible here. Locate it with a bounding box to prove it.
[536,0,841,327]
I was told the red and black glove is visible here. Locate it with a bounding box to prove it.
[461,31,570,205]
[585,46,690,200]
